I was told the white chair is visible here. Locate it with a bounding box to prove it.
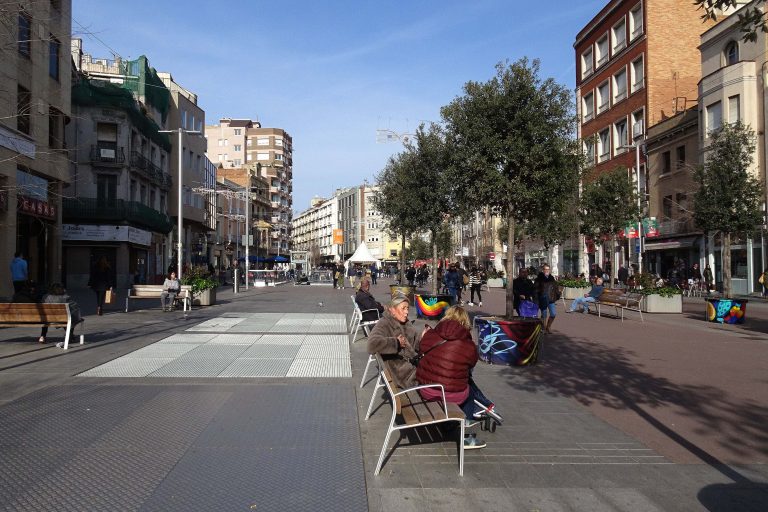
[350,296,380,342]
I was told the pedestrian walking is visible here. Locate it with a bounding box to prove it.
[455,263,469,305]
[336,263,345,289]
[444,264,460,305]
[347,263,357,290]
[370,264,378,285]
[467,266,483,307]
[10,252,28,293]
[759,267,768,297]
[88,256,113,316]
[704,263,714,294]
[535,264,559,333]
[512,268,535,316]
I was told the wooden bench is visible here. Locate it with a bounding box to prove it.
[595,288,644,322]
[364,354,465,475]
[0,303,85,350]
[125,285,191,312]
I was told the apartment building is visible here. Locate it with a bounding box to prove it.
[698,0,767,294]
[0,0,72,296]
[575,0,713,273]
[205,118,293,256]
[292,196,339,265]
[64,47,174,288]
[157,72,216,268]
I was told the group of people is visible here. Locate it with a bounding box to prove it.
[332,263,380,290]
[363,285,498,450]
[510,264,560,333]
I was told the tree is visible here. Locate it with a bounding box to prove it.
[693,122,763,297]
[406,237,431,261]
[441,58,580,318]
[695,0,767,42]
[374,151,423,284]
[579,167,639,287]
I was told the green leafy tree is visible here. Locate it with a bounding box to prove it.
[441,58,580,318]
[374,151,422,284]
[695,0,767,42]
[693,122,763,297]
[579,167,639,287]
[406,237,431,261]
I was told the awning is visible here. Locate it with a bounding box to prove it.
[644,236,699,251]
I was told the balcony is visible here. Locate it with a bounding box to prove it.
[130,151,171,189]
[63,197,173,234]
[658,218,697,237]
[90,144,125,166]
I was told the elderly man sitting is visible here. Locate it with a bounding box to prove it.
[355,278,384,323]
[367,293,426,389]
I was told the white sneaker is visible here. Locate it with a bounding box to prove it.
[467,302,475,306]
[479,302,483,306]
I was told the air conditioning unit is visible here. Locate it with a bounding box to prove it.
[632,121,644,139]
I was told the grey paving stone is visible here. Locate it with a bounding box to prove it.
[217,358,292,378]
[377,488,430,512]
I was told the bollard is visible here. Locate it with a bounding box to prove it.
[233,269,239,294]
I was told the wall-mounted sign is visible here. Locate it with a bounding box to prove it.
[61,224,152,246]
[17,195,56,220]
[333,228,344,245]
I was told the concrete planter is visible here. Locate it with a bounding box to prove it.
[194,287,217,306]
[487,278,505,288]
[562,287,590,300]
[641,293,682,313]
[706,297,748,324]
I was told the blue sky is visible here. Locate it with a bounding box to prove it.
[72,0,604,212]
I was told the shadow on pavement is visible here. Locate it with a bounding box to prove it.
[698,482,768,511]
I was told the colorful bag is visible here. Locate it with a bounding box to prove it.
[518,299,539,318]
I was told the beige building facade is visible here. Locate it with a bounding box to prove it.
[0,0,72,296]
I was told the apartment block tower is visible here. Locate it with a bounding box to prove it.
[574,0,714,271]
[206,119,293,256]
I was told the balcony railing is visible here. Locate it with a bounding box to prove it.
[63,197,173,234]
[130,151,172,189]
[658,218,697,237]
[90,145,125,165]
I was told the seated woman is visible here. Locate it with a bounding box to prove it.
[355,278,384,322]
[161,271,181,311]
[367,293,425,389]
[415,306,496,449]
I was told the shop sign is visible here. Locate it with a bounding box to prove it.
[333,228,344,245]
[622,224,639,239]
[643,217,660,238]
[18,195,56,220]
[61,224,152,246]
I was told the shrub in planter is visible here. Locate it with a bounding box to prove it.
[558,278,590,300]
[634,285,683,313]
[181,266,218,306]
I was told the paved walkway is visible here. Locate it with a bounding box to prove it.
[0,280,766,510]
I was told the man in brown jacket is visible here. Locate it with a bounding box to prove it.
[367,293,424,388]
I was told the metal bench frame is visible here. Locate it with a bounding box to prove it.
[0,303,85,350]
[125,285,192,313]
[365,354,465,475]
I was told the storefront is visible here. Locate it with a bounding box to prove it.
[16,193,59,286]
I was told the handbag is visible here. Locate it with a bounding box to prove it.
[518,299,539,318]
[409,337,452,367]
[760,272,765,285]
[104,288,114,304]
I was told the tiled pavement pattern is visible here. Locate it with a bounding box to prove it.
[0,384,367,511]
[78,313,351,378]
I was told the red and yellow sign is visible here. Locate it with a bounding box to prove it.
[333,228,344,245]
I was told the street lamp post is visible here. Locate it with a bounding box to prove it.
[623,135,646,273]
[159,128,200,281]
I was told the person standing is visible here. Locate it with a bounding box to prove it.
[512,268,535,316]
[443,264,460,305]
[88,256,113,316]
[336,263,345,290]
[10,252,28,293]
[347,263,357,290]
[617,265,629,287]
[703,263,714,294]
[535,264,559,334]
[467,266,483,307]
[370,264,378,285]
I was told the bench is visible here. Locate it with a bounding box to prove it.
[0,303,85,350]
[364,354,465,475]
[125,285,192,313]
[595,288,644,322]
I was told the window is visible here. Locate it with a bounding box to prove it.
[706,101,722,134]
[234,159,241,166]
[663,195,673,219]
[17,85,31,134]
[224,139,229,146]
[218,154,224,162]
[96,174,117,206]
[597,81,610,114]
[234,144,241,152]
[190,115,195,131]
[275,153,283,161]
[661,151,671,174]
[728,95,740,124]
[581,47,594,78]
[583,138,595,164]
[582,91,595,122]
[233,129,241,135]
[676,146,686,169]
[49,107,64,149]
[247,138,252,147]
[140,184,147,205]
[632,109,645,139]
[257,152,269,161]
[49,35,60,80]
[275,138,283,147]
[18,13,31,56]
[257,137,270,146]
[150,190,156,209]
[130,180,137,202]
[724,41,739,66]
[614,118,628,154]
[629,4,643,41]
[613,68,627,103]
[612,18,627,54]
[181,110,187,130]
[631,56,644,93]
[598,128,610,162]
[596,35,609,67]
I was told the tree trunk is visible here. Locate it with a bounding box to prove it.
[722,231,732,297]
[609,238,616,288]
[431,230,438,295]
[505,216,516,319]
[399,233,407,285]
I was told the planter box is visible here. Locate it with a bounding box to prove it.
[194,287,217,306]
[415,294,454,320]
[706,297,748,324]
[487,278,505,288]
[562,287,589,300]
[641,294,682,313]
[474,316,543,366]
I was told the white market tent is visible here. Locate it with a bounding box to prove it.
[347,242,378,264]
